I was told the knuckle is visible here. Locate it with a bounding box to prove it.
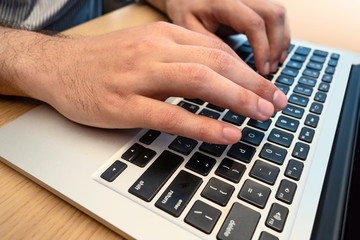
[248,15,266,31]
[271,5,286,23]
[154,109,182,133]
[184,64,210,90]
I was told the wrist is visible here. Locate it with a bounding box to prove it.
[0,27,73,103]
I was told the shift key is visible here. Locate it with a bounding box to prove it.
[129,150,184,202]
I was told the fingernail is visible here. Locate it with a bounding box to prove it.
[273,89,288,110]
[258,98,274,118]
[222,126,241,143]
[280,50,288,63]
[263,61,270,75]
[271,61,279,73]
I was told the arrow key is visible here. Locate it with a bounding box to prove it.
[285,159,304,181]
[132,148,157,167]
[101,160,127,182]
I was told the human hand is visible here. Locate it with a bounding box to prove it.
[14,22,285,144]
[147,0,291,76]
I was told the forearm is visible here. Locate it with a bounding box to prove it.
[0,26,69,102]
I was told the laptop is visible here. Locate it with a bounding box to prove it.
[1,33,360,240]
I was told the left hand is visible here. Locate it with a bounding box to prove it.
[146,0,291,76]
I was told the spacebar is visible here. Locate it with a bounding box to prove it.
[129,150,184,202]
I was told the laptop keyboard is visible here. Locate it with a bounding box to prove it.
[95,38,340,240]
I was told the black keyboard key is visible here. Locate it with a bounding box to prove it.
[291,54,306,62]
[276,179,297,204]
[199,108,221,119]
[239,179,271,208]
[184,98,205,105]
[260,143,287,165]
[206,103,225,112]
[129,150,184,202]
[295,46,311,56]
[282,104,304,119]
[265,74,274,81]
[247,118,272,131]
[325,66,336,75]
[199,142,227,157]
[289,94,309,107]
[305,114,320,128]
[314,49,328,57]
[298,76,316,87]
[294,84,313,96]
[215,158,246,183]
[236,46,252,60]
[178,101,199,113]
[185,152,216,176]
[328,59,338,67]
[217,203,260,240]
[201,177,234,206]
[122,143,145,162]
[314,92,327,103]
[227,142,256,163]
[275,83,290,95]
[276,75,294,86]
[310,102,323,114]
[139,129,161,145]
[222,110,246,126]
[322,74,333,83]
[241,127,265,146]
[292,142,310,160]
[250,160,280,185]
[299,127,315,143]
[310,55,326,64]
[303,68,320,79]
[318,82,330,92]
[185,200,221,234]
[259,231,279,240]
[281,67,299,78]
[266,203,289,232]
[132,148,156,167]
[331,53,340,60]
[288,44,295,53]
[276,115,300,132]
[286,60,302,70]
[155,170,202,217]
[268,128,294,147]
[169,136,198,155]
[306,61,323,71]
[101,160,127,182]
[285,159,304,181]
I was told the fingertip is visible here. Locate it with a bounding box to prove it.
[257,97,275,119]
[222,126,242,144]
[273,89,288,111]
[280,50,288,63]
[259,61,270,76]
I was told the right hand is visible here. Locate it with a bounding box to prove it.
[14,22,288,144]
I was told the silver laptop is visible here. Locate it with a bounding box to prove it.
[1,34,360,240]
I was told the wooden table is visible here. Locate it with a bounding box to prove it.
[1,2,359,239]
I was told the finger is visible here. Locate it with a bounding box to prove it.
[129,95,242,144]
[146,62,286,120]
[146,44,287,113]
[242,0,289,71]
[200,1,272,75]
